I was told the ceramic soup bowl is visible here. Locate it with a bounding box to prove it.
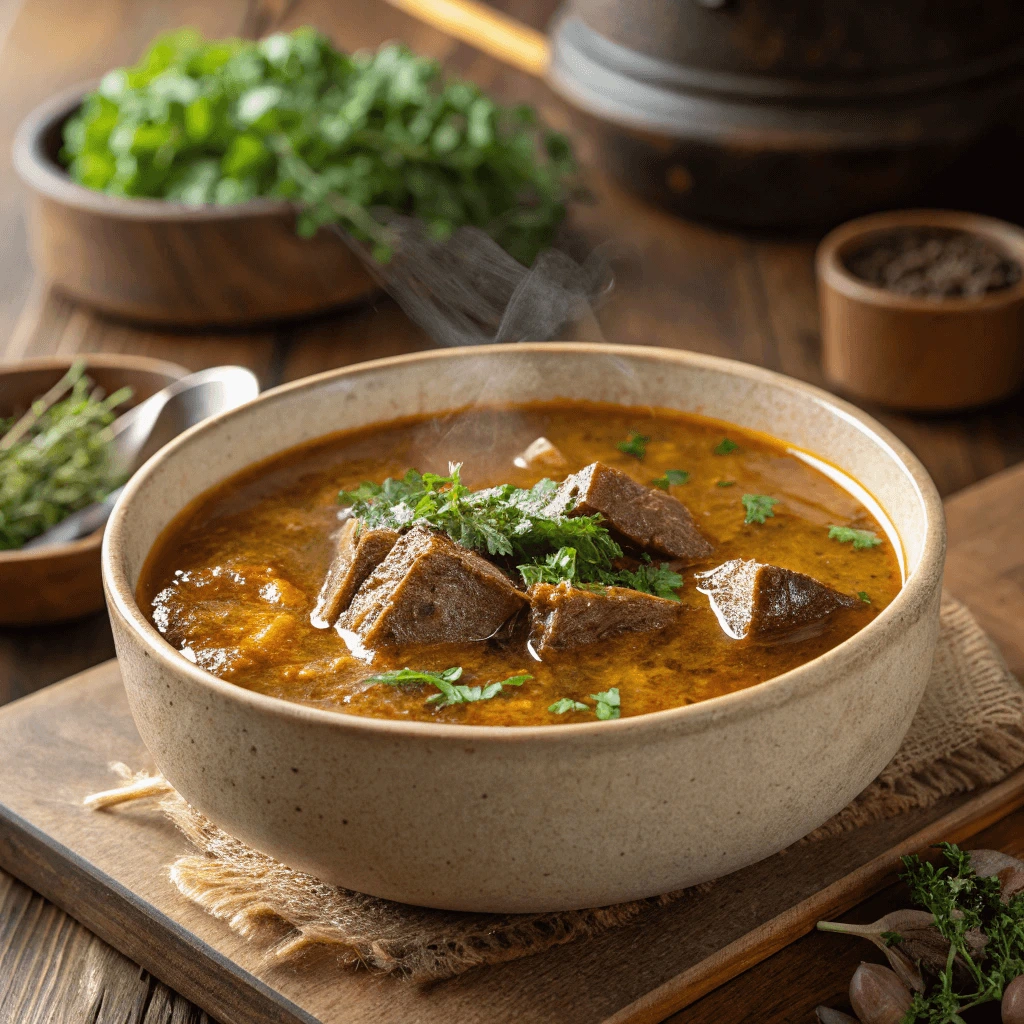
[103,344,945,913]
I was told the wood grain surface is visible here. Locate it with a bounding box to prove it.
[0,0,1021,1021]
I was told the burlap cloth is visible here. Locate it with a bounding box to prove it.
[89,593,1024,982]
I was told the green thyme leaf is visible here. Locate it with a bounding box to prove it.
[858,591,871,604]
[741,494,779,525]
[828,525,882,550]
[714,438,739,455]
[0,361,132,549]
[651,469,689,490]
[616,433,649,460]
[549,698,589,714]
[716,479,736,488]
[591,687,621,720]
[61,29,577,266]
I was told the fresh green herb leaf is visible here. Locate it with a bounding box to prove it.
[364,666,463,687]
[548,698,589,714]
[741,494,779,525]
[61,29,577,266]
[612,553,683,601]
[714,438,739,455]
[716,479,736,488]
[590,687,621,720]
[425,673,531,708]
[366,666,530,708]
[879,930,902,946]
[0,361,132,549]
[651,469,689,490]
[828,525,882,550]
[892,843,1024,1021]
[858,591,871,604]
[616,433,650,460]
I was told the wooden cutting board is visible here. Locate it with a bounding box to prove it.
[0,462,1019,1024]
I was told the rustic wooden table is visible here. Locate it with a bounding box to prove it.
[1,1,1022,1021]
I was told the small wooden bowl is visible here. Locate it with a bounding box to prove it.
[0,354,187,625]
[13,87,375,327]
[817,210,1024,412]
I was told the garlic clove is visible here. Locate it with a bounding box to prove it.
[816,1006,860,1023]
[1003,974,1024,1024]
[849,963,913,1024]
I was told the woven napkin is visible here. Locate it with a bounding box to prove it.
[88,593,1024,982]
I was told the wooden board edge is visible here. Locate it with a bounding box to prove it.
[603,766,1024,1024]
[0,800,317,1024]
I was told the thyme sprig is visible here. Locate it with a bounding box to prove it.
[0,362,132,549]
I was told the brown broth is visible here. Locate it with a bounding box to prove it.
[138,401,902,726]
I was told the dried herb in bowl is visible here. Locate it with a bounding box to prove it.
[60,27,578,265]
[0,362,131,549]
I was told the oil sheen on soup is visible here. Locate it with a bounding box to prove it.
[139,401,902,726]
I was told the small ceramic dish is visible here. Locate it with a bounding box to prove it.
[13,87,375,327]
[103,344,946,913]
[817,209,1024,412]
[0,354,186,625]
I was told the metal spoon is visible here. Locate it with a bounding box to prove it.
[23,365,259,549]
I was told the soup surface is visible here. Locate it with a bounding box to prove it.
[139,401,902,726]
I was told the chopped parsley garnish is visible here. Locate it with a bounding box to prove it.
[365,666,531,708]
[549,698,589,714]
[518,547,681,601]
[828,525,882,550]
[651,469,689,490]
[741,494,779,524]
[549,687,621,719]
[426,673,531,708]
[591,688,621,720]
[716,479,736,488]
[714,438,739,455]
[341,464,682,599]
[858,591,871,604]
[616,433,650,460]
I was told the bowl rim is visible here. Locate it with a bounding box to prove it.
[103,342,946,743]
[0,352,189,563]
[13,83,296,222]
[816,208,1024,313]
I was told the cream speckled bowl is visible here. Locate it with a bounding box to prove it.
[102,344,945,913]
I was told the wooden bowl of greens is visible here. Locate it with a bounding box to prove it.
[0,354,186,624]
[12,29,577,328]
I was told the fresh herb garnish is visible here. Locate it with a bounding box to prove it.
[897,843,1024,1021]
[714,438,739,455]
[548,698,589,714]
[365,665,531,708]
[829,525,882,550]
[591,688,621,720]
[341,464,683,599]
[426,673,531,708]
[60,29,577,265]
[651,469,689,490]
[616,433,650,460]
[0,361,132,550]
[741,494,779,524]
[858,591,871,604]
[716,480,736,488]
[549,688,621,719]
[364,666,463,687]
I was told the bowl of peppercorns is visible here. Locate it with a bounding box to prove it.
[816,210,1024,411]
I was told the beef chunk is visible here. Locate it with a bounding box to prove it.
[695,559,859,640]
[338,525,527,646]
[528,581,681,652]
[311,518,399,628]
[545,462,713,562]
